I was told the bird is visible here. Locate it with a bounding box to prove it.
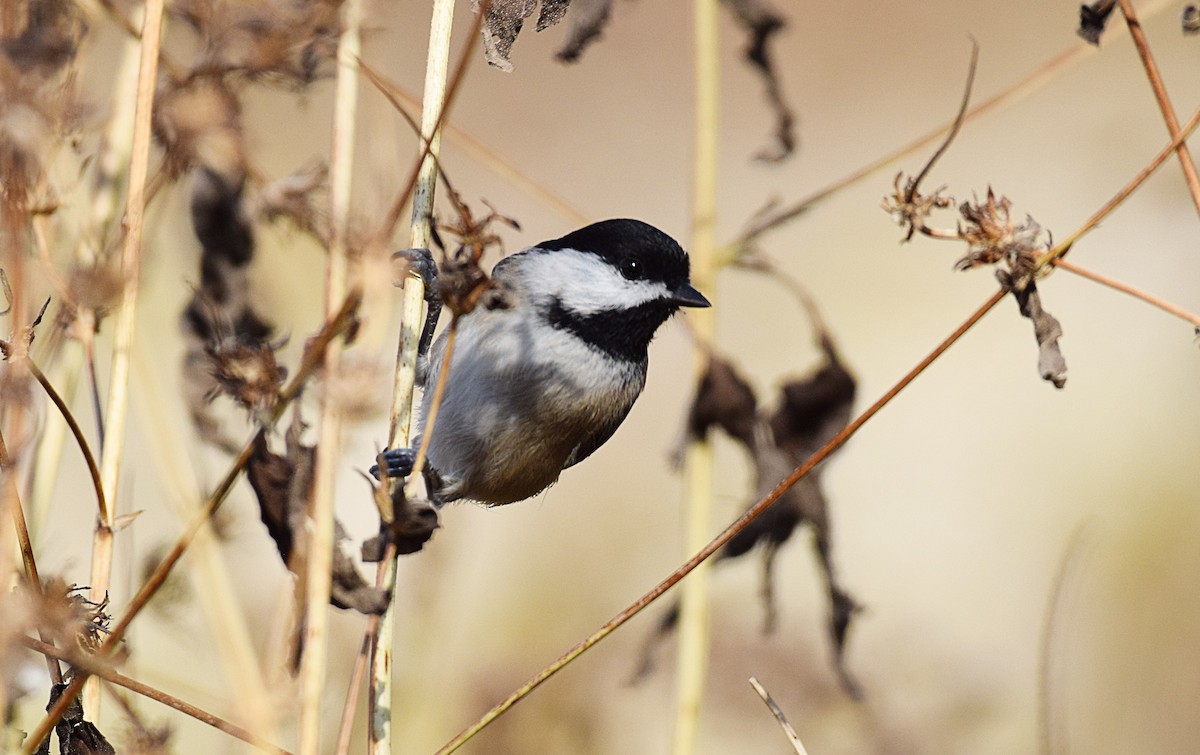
[372,218,710,506]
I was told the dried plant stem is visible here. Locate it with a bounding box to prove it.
[87,0,164,719]
[673,0,719,753]
[1053,259,1200,327]
[1039,105,1200,268]
[12,357,108,520]
[372,0,473,249]
[21,636,291,754]
[748,677,809,755]
[435,290,1007,755]
[364,2,456,752]
[1117,0,1200,217]
[728,47,1079,250]
[358,62,588,227]
[298,1,362,752]
[130,350,280,741]
[24,292,361,753]
[0,428,64,685]
[726,1,1179,251]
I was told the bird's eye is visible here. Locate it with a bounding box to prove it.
[620,257,644,280]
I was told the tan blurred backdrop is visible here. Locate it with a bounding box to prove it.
[20,0,1200,752]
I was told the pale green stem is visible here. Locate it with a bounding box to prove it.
[673,0,719,752]
[298,0,362,751]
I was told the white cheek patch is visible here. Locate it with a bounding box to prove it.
[519,249,668,314]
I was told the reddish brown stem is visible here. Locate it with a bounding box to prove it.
[21,636,291,754]
[1054,258,1200,326]
[23,291,361,753]
[435,289,1007,754]
[1117,0,1200,217]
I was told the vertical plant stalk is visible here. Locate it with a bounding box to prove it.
[367,0,456,748]
[1116,0,1200,216]
[87,0,164,719]
[298,0,362,752]
[673,0,719,752]
[371,1,456,751]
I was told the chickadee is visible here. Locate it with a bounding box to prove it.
[372,218,710,506]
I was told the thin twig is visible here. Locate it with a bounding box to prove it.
[0,428,65,685]
[1036,105,1200,269]
[21,357,107,520]
[21,636,292,754]
[905,40,979,203]
[371,0,475,249]
[1117,0,1200,217]
[1053,258,1200,327]
[748,677,808,755]
[434,290,1007,754]
[297,0,362,750]
[23,291,362,753]
[86,0,165,718]
[358,60,588,227]
[728,43,1081,251]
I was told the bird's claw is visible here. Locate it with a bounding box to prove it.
[369,447,416,482]
[391,248,440,304]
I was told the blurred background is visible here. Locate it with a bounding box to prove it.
[10,0,1200,752]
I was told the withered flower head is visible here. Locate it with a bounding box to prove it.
[955,188,1046,278]
[153,76,244,178]
[432,195,521,316]
[204,333,287,415]
[883,172,954,242]
[31,579,111,654]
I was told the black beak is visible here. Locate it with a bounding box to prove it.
[671,282,711,308]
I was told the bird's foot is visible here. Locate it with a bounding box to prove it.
[370,447,415,482]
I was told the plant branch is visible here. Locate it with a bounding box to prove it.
[0,428,64,685]
[434,290,1007,754]
[748,677,808,755]
[23,291,362,753]
[728,42,1085,252]
[906,40,979,204]
[365,0,461,752]
[21,635,292,754]
[1036,105,1200,269]
[20,357,108,521]
[87,0,164,718]
[298,0,362,750]
[358,60,588,227]
[1117,0,1200,217]
[1053,258,1200,327]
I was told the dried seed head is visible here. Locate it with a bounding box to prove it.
[955,187,1046,278]
[153,77,244,178]
[29,579,111,655]
[258,162,329,239]
[174,0,340,85]
[204,336,287,415]
[882,172,953,241]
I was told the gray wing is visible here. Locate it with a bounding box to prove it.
[563,403,635,469]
